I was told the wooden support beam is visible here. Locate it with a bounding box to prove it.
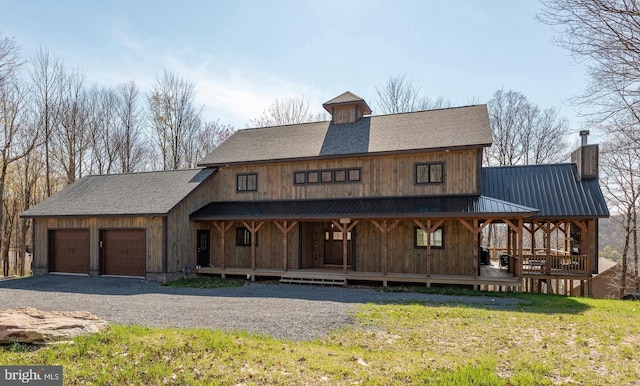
[332,220,359,274]
[414,219,445,277]
[212,221,233,269]
[242,221,265,271]
[274,221,298,272]
[371,220,400,276]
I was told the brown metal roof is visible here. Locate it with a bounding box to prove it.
[198,104,492,166]
[190,195,538,221]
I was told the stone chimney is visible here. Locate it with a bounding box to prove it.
[322,91,372,124]
[571,130,599,180]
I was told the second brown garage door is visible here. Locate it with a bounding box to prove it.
[100,229,146,277]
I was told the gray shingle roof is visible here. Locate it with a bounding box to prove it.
[21,169,215,217]
[481,164,609,219]
[198,104,492,166]
[322,91,372,114]
[190,195,538,221]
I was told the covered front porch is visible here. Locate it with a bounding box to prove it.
[190,195,537,290]
[196,264,521,288]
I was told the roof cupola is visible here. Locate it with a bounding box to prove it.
[322,91,372,124]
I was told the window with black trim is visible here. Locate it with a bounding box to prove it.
[236,227,252,246]
[307,171,319,183]
[415,227,444,248]
[237,173,257,191]
[294,171,306,185]
[293,168,361,185]
[348,168,361,181]
[416,163,444,184]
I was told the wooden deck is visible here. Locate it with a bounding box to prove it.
[197,262,522,288]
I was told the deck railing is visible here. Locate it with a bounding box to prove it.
[521,254,590,276]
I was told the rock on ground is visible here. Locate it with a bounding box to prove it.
[0,307,109,344]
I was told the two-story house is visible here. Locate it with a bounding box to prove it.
[22,92,609,295]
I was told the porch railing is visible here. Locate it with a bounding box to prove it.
[522,254,590,276]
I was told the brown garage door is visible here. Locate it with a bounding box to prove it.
[100,229,146,276]
[49,229,90,274]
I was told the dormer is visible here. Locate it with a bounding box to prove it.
[322,91,372,124]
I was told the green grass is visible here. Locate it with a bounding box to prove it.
[162,276,244,289]
[1,293,639,385]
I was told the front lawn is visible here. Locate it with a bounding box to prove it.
[1,293,638,385]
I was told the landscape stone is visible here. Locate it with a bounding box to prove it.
[0,307,109,344]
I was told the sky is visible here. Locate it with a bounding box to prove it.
[0,0,597,142]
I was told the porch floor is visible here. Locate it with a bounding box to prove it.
[197,261,521,288]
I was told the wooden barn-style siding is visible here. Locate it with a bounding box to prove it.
[32,217,164,275]
[196,219,475,276]
[167,172,218,273]
[211,149,482,201]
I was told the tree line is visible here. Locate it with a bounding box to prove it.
[0,35,235,275]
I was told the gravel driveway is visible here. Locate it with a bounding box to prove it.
[0,275,524,340]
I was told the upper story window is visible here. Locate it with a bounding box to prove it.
[237,173,257,192]
[415,227,444,249]
[294,168,361,185]
[416,163,444,184]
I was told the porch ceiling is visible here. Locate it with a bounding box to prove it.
[190,195,538,221]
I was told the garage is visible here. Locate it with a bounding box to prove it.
[49,229,90,274]
[100,229,146,276]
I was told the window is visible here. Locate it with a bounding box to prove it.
[294,168,361,185]
[348,168,361,182]
[307,171,319,183]
[416,163,444,184]
[236,227,252,246]
[415,227,444,249]
[237,173,257,191]
[294,171,306,184]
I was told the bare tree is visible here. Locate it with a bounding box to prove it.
[54,69,92,184]
[87,86,119,175]
[0,78,38,276]
[115,81,146,172]
[249,96,327,127]
[0,34,23,87]
[189,120,234,166]
[484,89,569,166]
[15,147,45,276]
[29,47,64,197]
[375,73,451,114]
[148,69,203,170]
[600,128,640,295]
[538,0,640,136]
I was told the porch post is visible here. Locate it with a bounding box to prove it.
[274,221,298,272]
[545,222,552,275]
[213,221,233,270]
[414,219,444,278]
[371,220,400,276]
[518,218,524,280]
[242,221,265,271]
[332,220,359,274]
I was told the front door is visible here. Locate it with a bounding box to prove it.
[197,230,210,267]
[323,224,354,266]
